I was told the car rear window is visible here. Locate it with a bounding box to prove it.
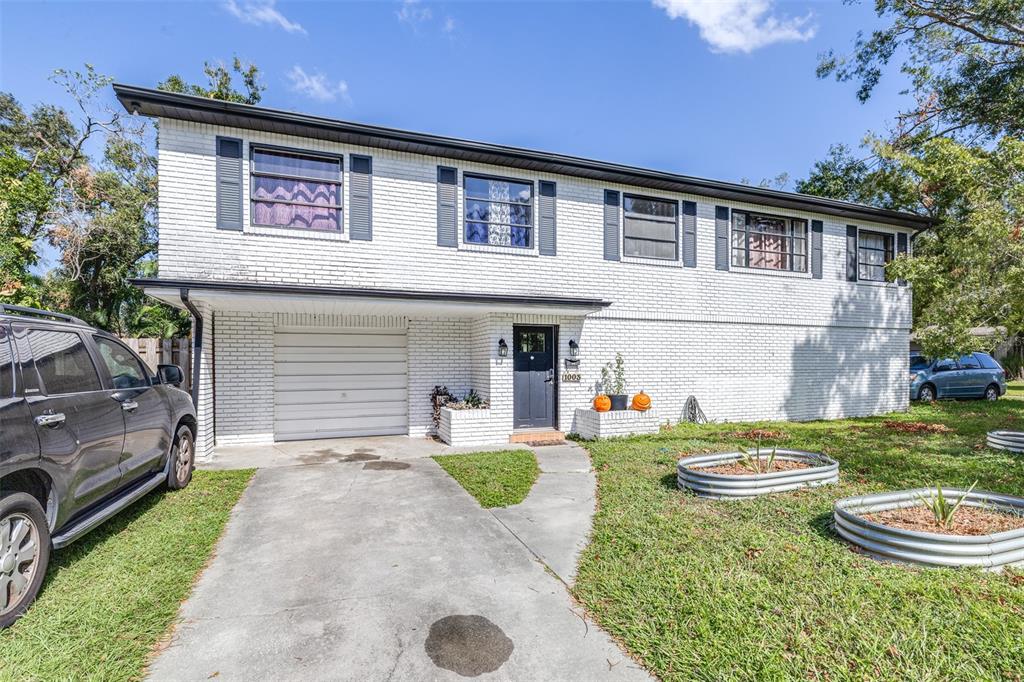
[27,329,102,395]
[974,352,1002,370]
[959,354,981,370]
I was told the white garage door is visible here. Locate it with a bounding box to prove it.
[273,329,409,441]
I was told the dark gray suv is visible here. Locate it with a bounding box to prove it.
[0,306,197,628]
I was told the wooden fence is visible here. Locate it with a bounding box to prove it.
[121,338,191,392]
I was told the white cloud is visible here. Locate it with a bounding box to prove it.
[224,0,306,34]
[287,66,352,104]
[396,0,432,25]
[442,16,456,34]
[653,0,815,53]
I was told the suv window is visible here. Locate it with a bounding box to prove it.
[0,326,13,398]
[934,358,958,372]
[958,354,981,370]
[910,355,930,371]
[27,329,101,394]
[93,336,149,389]
[974,352,1002,370]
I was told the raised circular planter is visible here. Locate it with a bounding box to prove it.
[987,430,1024,453]
[676,450,839,499]
[834,489,1024,570]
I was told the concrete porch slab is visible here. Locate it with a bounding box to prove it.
[202,435,531,471]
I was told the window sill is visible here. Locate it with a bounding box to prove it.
[620,255,685,269]
[458,241,539,257]
[248,224,349,242]
[856,279,904,289]
[727,265,812,279]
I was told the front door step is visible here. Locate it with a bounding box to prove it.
[509,429,565,444]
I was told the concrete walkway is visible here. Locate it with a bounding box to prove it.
[490,444,596,585]
[149,451,649,681]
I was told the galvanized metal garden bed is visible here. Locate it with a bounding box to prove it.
[676,450,839,499]
[834,489,1024,570]
[987,430,1024,453]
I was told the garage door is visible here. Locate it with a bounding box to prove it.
[273,329,409,441]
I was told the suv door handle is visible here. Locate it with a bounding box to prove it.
[120,400,139,412]
[35,412,66,428]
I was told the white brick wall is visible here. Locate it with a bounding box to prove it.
[214,311,274,446]
[438,407,508,446]
[574,408,662,440]
[159,119,914,454]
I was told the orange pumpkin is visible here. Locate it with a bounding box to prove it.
[632,391,651,411]
[593,394,612,412]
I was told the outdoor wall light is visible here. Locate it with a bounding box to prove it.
[568,339,579,359]
[498,338,508,358]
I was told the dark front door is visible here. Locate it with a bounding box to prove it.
[513,326,555,429]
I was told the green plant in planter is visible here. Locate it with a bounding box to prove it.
[916,481,978,529]
[462,389,486,408]
[600,353,627,395]
[736,439,778,474]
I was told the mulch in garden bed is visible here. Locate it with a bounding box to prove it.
[863,505,1024,536]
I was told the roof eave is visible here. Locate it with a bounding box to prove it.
[113,84,933,230]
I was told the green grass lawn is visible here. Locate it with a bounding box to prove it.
[0,469,253,682]
[574,398,1024,681]
[433,450,539,508]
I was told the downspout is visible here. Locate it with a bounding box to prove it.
[179,288,202,406]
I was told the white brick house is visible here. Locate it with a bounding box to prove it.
[115,84,929,458]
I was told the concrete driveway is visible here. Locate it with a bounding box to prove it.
[148,451,649,680]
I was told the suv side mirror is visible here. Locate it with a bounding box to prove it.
[157,364,185,387]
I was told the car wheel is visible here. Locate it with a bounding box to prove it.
[167,425,195,490]
[918,384,936,402]
[0,493,51,630]
[984,384,1000,401]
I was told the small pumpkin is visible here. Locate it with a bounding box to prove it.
[632,391,651,412]
[593,394,612,412]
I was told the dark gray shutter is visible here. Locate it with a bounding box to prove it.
[437,166,458,247]
[349,155,372,241]
[603,190,620,261]
[846,225,859,281]
[714,206,729,271]
[681,201,697,267]
[216,136,243,231]
[538,180,556,256]
[896,231,908,286]
[811,220,823,279]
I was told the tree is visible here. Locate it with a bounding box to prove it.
[158,57,265,105]
[818,0,1024,144]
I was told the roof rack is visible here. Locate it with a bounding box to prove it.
[0,304,88,326]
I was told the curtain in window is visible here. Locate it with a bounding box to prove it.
[251,149,342,231]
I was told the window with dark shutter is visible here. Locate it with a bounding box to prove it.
[216,136,243,230]
[437,166,458,247]
[349,155,372,240]
[538,180,556,256]
[603,190,620,261]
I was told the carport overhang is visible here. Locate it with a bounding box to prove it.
[129,278,612,317]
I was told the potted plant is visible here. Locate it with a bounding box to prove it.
[600,353,628,411]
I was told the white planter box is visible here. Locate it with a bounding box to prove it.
[438,407,507,446]
[573,408,661,440]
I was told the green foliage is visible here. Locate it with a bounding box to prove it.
[0,147,52,303]
[461,389,486,408]
[432,450,540,508]
[0,469,253,680]
[885,137,1024,358]
[818,0,1024,142]
[916,481,978,528]
[600,352,627,395]
[736,440,778,474]
[158,57,265,104]
[794,142,921,211]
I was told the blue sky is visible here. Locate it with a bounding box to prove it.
[2,0,904,195]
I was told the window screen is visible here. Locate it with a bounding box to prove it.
[28,329,101,394]
[623,195,677,260]
[251,147,342,231]
[858,230,894,282]
[464,175,533,248]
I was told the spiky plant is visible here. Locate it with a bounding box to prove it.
[736,438,777,474]
[916,481,978,529]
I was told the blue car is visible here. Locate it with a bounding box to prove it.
[910,352,1007,402]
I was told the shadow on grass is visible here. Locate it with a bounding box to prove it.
[39,487,169,593]
[808,509,839,543]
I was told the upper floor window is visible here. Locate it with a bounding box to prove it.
[464,175,533,248]
[731,211,807,272]
[858,230,894,282]
[251,147,342,231]
[623,195,677,260]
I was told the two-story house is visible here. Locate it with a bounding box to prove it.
[115,84,930,459]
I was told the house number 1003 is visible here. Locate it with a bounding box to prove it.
[561,372,582,383]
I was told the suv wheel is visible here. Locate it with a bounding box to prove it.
[0,493,51,629]
[167,425,196,490]
[984,384,1000,401]
[918,384,936,402]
